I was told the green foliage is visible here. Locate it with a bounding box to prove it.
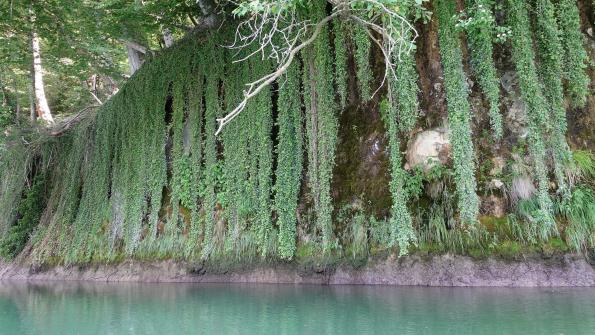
[354,25,372,102]
[533,0,571,198]
[185,68,205,257]
[202,37,224,259]
[274,61,303,259]
[380,98,416,255]
[233,0,306,16]
[303,1,339,254]
[0,174,47,259]
[508,197,547,244]
[390,3,420,134]
[458,0,504,140]
[171,78,197,211]
[0,143,33,236]
[375,4,421,256]
[555,0,590,108]
[254,58,274,257]
[220,47,274,258]
[403,166,425,201]
[222,60,249,254]
[337,206,369,260]
[369,216,391,248]
[1,0,128,121]
[29,124,91,262]
[493,240,522,260]
[572,150,595,181]
[435,0,480,225]
[333,20,349,108]
[0,0,590,266]
[0,104,14,128]
[67,94,121,262]
[506,0,555,239]
[557,186,595,251]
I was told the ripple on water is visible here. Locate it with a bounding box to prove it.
[0,282,594,335]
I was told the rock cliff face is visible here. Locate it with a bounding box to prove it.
[2,255,594,287]
[0,0,593,269]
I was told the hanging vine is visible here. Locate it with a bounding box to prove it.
[391,5,420,135]
[354,24,372,102]
[274,60,303,259]
[253,57,274,256]
[221,61,246,254]
[458,0,504,140]
[381,96,417,255]
[202,36,224,259]
[304,2,338,253]
[533,0,571,198]
[68,95,119,262]
[555,0,590,108]
[333,19,349,108]
[0,143,33,235]
[506,0,556,238]
[436,0,480,225]
[184,57,205,258]
[2,2,591,265]
[381,3,420,255]
[33,124,90,262]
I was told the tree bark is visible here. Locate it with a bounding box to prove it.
[126,43,144,74]
[197,0,221,29]
[28,78,36,123]
[12,76,20,125]
[163,28,174,47]
[31,30,54,124]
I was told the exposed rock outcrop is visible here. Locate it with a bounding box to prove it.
[405,128,451,171]
[1,254,594,287]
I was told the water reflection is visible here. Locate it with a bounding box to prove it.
[0,282,594,334]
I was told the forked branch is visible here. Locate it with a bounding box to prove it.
[216,0,418,135]
[215,10,344,135]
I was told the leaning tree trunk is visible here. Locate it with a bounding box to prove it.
[163,28,174,47]
[28,78,35,123]
[12,76,20,125]
[126,43,144,74]
[31,30,54,124]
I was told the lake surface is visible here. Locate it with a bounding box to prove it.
[0,282,594,335]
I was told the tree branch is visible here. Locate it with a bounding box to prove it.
[215,0,418,135]
[215,10,343,136]
[48,105,99,136]
[121,40,151,54]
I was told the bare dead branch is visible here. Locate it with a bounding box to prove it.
[215,10,344,135]
[122,40,150,54]
[89,90,103,105]
[49,105,99,136]
[216,0,419,135]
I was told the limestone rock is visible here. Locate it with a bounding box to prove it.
[482,194,506,218]
[490,156,505,176]
[500,71,517,93]
[506,97,528,138]
[489,179,504,189]
[406,128,450,171]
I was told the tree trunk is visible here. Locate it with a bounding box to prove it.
[28,79,36,123]
[163,28,174,47]
[126,43,143,74]
[197,0,221,28]
[31,30,54,124]
[12,76,20,125]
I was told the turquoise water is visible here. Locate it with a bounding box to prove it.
[1,282,594,334]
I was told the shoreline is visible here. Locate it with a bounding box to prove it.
[1,254,595,287]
